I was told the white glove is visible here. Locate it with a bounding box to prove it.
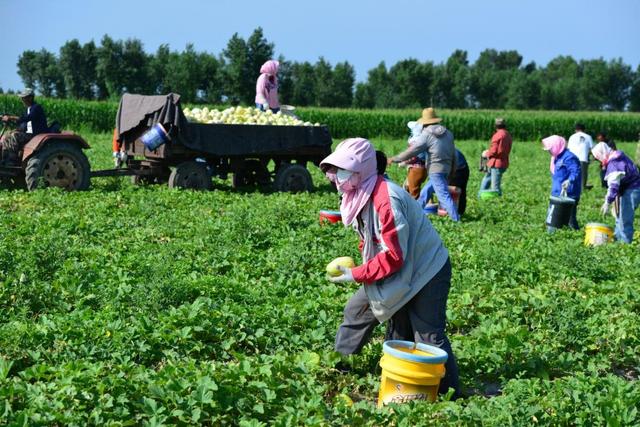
[600,202,611,216]
[328,265,354,283]
[482,150,489,158]
[262,103,269,111]
[561,180,570,192]
[113,151,121,167]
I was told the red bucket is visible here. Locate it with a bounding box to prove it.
[437,186,461,217]
[319,210,341,224]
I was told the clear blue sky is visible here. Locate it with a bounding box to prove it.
[1,0,638,91]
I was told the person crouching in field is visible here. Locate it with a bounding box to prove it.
[321,138,461,398]
[542,135,582,231]
[592,142,640,243]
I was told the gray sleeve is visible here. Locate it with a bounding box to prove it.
[392,133,430,163]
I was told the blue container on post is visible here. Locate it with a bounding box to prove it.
[141,123,170,151]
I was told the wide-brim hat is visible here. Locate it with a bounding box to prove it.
[18,88,34,98]
[495,117,506,126]
[417,107,442,125]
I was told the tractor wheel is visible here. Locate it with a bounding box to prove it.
[168,161,212,190]
[25,141,90,191]
[273,163,313,193]
[232,159,271,188]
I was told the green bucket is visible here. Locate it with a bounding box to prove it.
[479,190,500,200]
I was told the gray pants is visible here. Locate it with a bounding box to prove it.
[580,161,589,190]
[335,259,460,397]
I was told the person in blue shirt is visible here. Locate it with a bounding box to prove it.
[1,88,48,165]
[542,135,582,231]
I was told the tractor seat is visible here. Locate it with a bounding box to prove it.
[47,121,61,133]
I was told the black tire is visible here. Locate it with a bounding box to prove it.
[25,141,91,191]
[273,163,313,193]
[131,167,171,186]
[232,159,271,188]
[168,161,212,190]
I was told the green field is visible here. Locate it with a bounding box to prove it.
[0,133,639,425]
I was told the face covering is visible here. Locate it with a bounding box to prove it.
[336,169,360,193]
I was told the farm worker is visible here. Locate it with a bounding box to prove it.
[255,60,280,113]
[398,121,428,199]
[592,141,640,243]
[567,123,594,191]
[542,135,582,231]
[479,118,512,196]
[320,138,461,398]
[0,88,48,165]
[418,148,469,216]
[595,132,616,188]
[388,108,460,221]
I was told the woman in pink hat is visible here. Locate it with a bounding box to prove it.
[320,138,460,398]
[255,60,280,113]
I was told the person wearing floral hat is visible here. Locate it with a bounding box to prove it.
[542,135,582,231]
[592,141,640,243]
[255,60,280,113]
[320,137,460,398]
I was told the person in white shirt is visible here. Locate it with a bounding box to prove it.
[567,123,594,191]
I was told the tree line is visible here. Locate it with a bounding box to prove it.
[11,28,640,111]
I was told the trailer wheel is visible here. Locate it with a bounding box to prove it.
[131,167,171,186]
[168,161,212,190]
[25,141,91,191]
[232,159,271,188]
[273,163,313,193]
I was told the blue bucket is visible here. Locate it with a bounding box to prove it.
[141,123,170,151]
[423,204,438,215]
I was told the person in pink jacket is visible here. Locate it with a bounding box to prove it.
[255,60,280,113]
[320,137,460,398]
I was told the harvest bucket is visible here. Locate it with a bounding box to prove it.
[377,340,447,407]
[545,196,575,228]
[319,210,341,224]
[141,123,170,151]
[479,189,500,200]
[584,222,614,246]
[438,186,461,217]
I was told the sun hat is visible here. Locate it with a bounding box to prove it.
[417,108,442,125]
[18,88,34,98]
[495,117,506,126]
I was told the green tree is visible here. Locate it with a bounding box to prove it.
[246,27,275,103]
[223,33,249,104]
[540,56,580,110]
[121,39,151,94]
[16,50,38,90]
[59,39,98,99]
[199,52,225,104]
[96,35,125,99]
[149,44,171,95]
[469,49,522,108]
[432,50,470,108]
[353,82,375,108]
[33,49,64,97]
[314,57,334,107]
[629,65,640,112]
[289,62,316,106]
[329,61,355,107]
[604,59,633,111]
[163,44,202,103]
[276,56,293,105]
[388,59,434,108]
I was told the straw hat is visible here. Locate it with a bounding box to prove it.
[417,108,442,125]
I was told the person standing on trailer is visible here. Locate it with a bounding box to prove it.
[255,60,281,113]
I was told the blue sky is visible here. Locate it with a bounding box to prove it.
[1,0,638,91]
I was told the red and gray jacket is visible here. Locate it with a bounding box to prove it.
[351,176,449,322]
[487,129,512,169]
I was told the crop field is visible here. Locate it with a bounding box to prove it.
[1,132,639,425]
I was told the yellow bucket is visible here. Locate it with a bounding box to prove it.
[584,222,614,246]
[377,340,447,407]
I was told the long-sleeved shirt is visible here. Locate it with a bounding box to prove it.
[351,176,449,322]
[392,124,456,175]
[254,74,280,109]
[604,151,640,203]
[550,149,582,200]
[17,103,48,135]
[486,129,512,169]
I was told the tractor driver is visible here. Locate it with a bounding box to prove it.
[1,88,48,165]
